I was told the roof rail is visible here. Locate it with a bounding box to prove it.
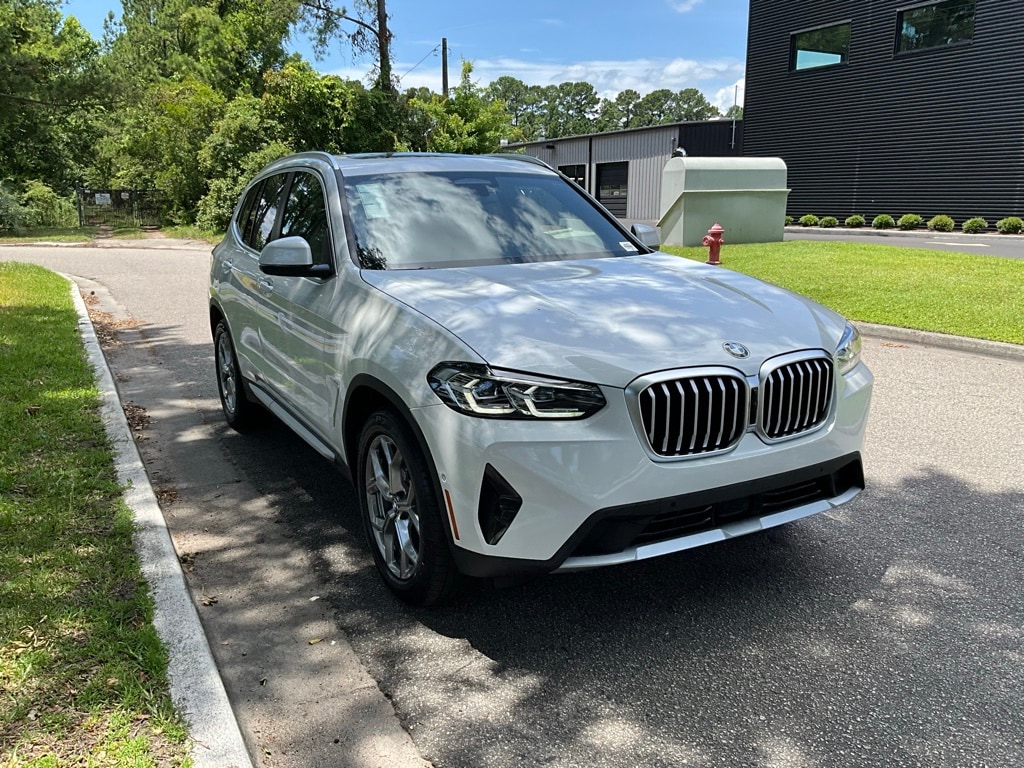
[280,151,345,171]
[488,153,554,171]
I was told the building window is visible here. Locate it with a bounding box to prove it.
[790,22,851,70]
[559,164,586,189]
[897,0,975,54]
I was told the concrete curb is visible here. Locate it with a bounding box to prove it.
[784,225,1023,242]
[858,321,1024,362]
[68,277,254,768]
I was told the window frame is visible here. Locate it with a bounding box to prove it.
[789,20,853,72]
[277,169,335,270]
[237,173,289,253]
[894,0,976,56]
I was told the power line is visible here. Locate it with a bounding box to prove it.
[400,44,439,79]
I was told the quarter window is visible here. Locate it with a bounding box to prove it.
[790,23,851,71]
[279,172,331,265]
[236,184,262,245]
[897,1,975,54]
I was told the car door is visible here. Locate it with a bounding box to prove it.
[216,173,288,383]
[255,167,341,434]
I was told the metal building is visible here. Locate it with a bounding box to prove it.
[743,0,1024,222]
[514,120,743,221]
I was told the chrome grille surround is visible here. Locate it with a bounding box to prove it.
[757,350,835,443]
[626,367,750,461]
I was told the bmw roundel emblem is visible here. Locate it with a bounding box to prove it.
[723,341,750,359]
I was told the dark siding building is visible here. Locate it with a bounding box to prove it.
[743,0,1024,223]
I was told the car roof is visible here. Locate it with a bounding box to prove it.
[270,151,556,179]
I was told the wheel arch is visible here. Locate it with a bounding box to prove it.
[343,375,457,550]
[209,299,227,339]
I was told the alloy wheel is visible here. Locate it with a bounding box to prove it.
[364,434,421,580]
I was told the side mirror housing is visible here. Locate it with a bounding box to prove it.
[259,236,332,278]
[631,223,661,250]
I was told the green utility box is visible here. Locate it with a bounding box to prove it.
[658,157,790,247]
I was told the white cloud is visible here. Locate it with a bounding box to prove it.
[712,77,745,111]
[669,0,704,12]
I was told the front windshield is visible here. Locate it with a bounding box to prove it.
[342,170,639,270]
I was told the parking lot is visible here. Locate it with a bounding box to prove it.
[3,241,1022,767]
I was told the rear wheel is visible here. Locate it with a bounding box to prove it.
[358,411,463,606]
[214,320,260,430]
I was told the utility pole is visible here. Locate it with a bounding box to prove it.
[441,37,448,99]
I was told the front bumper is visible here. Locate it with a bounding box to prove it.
[414,361,872,578]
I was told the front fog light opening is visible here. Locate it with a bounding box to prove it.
[478,465,523,546]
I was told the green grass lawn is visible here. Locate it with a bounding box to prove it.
[0,263,190,765]
[160,225,223,244]
[0,227,98,244]
[0,225,223,246]
[663,240,1024,345]
[0,226,153,244]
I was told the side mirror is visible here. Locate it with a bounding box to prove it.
[259,236,332,278]
[631,223,661,250]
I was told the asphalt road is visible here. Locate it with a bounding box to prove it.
[3,241,1022,768]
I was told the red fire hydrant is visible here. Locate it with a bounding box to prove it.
[703,222,725,265]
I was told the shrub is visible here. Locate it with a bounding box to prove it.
[19,180,78,228]
[927,214,955,233]
[819,216,839,228]
[845,214,865,228]
[784,215,794,226]
[996,216,1024,235]
[897,213,923,230]
[872,213,895,229]
[798,214,819,227]
[0,182,29,232]
[196,140,292,231]
[962,217,988,234]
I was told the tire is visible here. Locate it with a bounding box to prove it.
[357,410,464,606]
[214,320,260,431]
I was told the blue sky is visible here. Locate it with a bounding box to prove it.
[62,0,749,108]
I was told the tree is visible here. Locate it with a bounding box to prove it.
[108,0,299,97]
[299,0,394,91]
[196,94,292,229]
[672,87,720,121]
[725,104,743,120]
[409,62,518,153]
[634,88,676,126]
[484,76,547,141]
[0,0,105,188]
[102,79,226,219]
[539,81,599,139]
[596,89,642,132]
[263,61,406,151]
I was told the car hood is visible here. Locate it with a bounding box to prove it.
[361,253,847,388]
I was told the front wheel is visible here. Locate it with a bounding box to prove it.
[357,411,464,606]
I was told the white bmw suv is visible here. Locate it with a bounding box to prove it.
[210,152,872,605]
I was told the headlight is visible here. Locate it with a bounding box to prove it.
[835,322,862,375]
[428,363,606,419]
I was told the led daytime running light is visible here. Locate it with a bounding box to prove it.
[428,363,605,419]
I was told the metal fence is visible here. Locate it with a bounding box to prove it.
[76,188,165,228]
